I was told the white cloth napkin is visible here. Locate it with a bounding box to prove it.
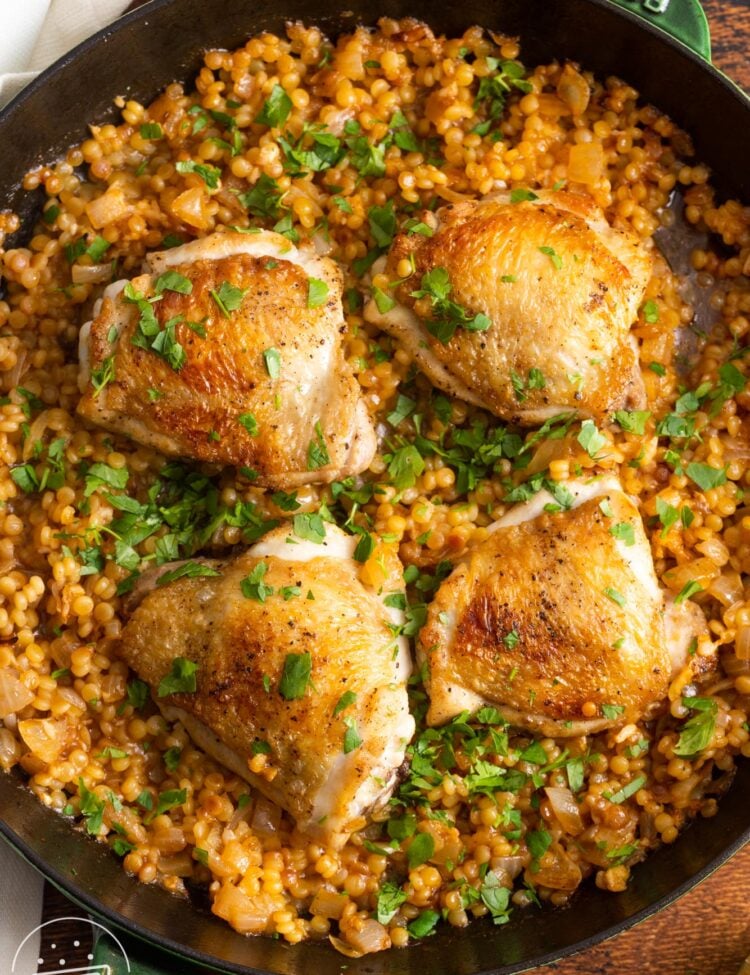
[0,3,130,967]
[0,0,130,108]
[0,840,45,974]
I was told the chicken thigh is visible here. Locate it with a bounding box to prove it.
[419,475,706,736]
[78,231,376,489]
[365,190,651,424]
[115,523,414,848]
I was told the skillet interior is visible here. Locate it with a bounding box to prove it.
[1,0,749,972]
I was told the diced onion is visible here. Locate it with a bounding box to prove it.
[0,668,34,718]
[696,537,730,567]
[212,884,280,934]
[0,728,22,769]
[310,886,349,919]
[151,827,188,854]
[721,437,750,461]
[526,845,582,890]
[545,786,584,835]
[568,143,604,185]
[71,263,112,285]
[55,686,86,711]
[157,852,194,876]
[250,796,282,834]
[337,918,391,956]
[492,856,524,884]
[707,571,743,606]
[663,557,720,594]
[86,186,132,228]
[17,718,66,763]
[736,623,750,660]
[170,186,212,230]
[536,93,570,118]
[556,64,591,115]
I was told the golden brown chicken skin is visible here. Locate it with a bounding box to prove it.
[78,231,376,489]
[115,524,414,848]
[419,476,707,737]
[365,190,651,425]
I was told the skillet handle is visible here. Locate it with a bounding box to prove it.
[609,0,711,61]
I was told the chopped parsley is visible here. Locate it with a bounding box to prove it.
[604,587,626,607]
[254,85,293,127]
[238,412,259,436]
[342,716,362,753]
[674,697,717,756]
[603,775,646,804]
[263,347,281,379]
[376,881,406,924]
[156,561,220,585]
[157,657,199,696]
[307,420,330,470]
[211,281,247,318]
[609,522,635,545]
[410,267,491,344]
[175,159,221,189]
[307,278,329,308]
[333,690,357,716]
[278,652,312,700]
[407,832,435,868]
[577,419,606,457]
[685,462,727,491]
[240,561,274,602]
[538,245,562,269]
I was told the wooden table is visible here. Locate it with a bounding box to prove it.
[37,1,750,973]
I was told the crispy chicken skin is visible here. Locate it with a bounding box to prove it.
[78,231,376,489]
[420,476,708,737]
[115,524,414,848]
[365,190,652,424]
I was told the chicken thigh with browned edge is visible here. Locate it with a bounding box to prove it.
[365,190,651,425]
[419,476,709,736]
[78,231,376,488]
[115,523,414,848]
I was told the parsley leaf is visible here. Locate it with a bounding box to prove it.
[293,512,326,543]
[674,697,717,756]
[307,278,329,308]
[156,561,220,585]
[603,775,646,804]
[240,561,274,602]
[155,270,193,295]
[479,872,512,925]
[538,245,562,269]
[577,419,606,457]
[685,462,727,491]
[387,444,425,491]
[407,832,435,868]
[263,347,281,379]
[254,84,293,127]
[376,881,406,924]
[211,281,247,318]
[307,420,330,470]
[613,410,651,435]
[157,657,199,696]
[279,652,312,700]
[175,159,221,188]
[343,715,362,753]
[411,267,491,343]
[609,522,635,545]
[333,690,357,716]
[238,412,259,436]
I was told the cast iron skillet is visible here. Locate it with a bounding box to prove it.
[1,1,749,972]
